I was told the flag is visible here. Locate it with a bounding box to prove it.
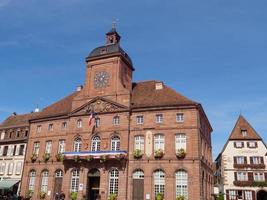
[88,112,96,126]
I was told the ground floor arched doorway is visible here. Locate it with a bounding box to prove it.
[87,169,100,200]
[257,190,267,200]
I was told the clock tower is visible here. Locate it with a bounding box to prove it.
[73,27,134,108]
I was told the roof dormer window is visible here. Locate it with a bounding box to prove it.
[241,130,247,137]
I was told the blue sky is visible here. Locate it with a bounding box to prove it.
[0,0,267,158]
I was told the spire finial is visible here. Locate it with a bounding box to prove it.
[112,19,116,30]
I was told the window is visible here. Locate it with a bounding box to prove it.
[33,142,40,155]
[109,169,119,194]
[13,145,17,156]
[244,191,252,200]
[111,136,120,151]
[176,170,188,199]
[18,145,25,156]
[8,162,14,175]
[71,169,80,192]
[62,122,67,130]
[25,130,28,137]
[113,116,120,125]
[251,156,262,164]
[73,138,82,152]
[241,130,247,137]
[175,134,186,151]
[136,115,144,124]
[45,141,52,154]
[228,190,236,200]
[0,131,4,140]
[254,172,265,181]
[0,162,6,175]
[154,134,165,151]
[48,124,53,131]
[41,170,49,192]
[16,131,20,138]
[55,169,63,178]
[248,141,257,148]
[58,140,66,154]
[3,146,8,156]
[156,114,163,123]
[154,170,165,197]
[37,125,42,133]
[29,170,36,191]
[8,145,14,156]
[235,142,244,148]
[95,118,100,128]
[77,119,82,128]
[133,169,144,179]
[235,156,245,164]
[91,136,101,152]
[134,136,144,152]
[9,131,12,138]
[176,113,184,122]
[15,162,22,175]
[237,172,248,181]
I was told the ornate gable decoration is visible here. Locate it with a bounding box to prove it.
[72,98,127,115]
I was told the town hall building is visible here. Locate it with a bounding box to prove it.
[1,28,213,200]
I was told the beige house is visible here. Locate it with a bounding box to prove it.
[215,115,267,200]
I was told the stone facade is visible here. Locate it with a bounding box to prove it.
[215,115,267,200]
[2,28,214,200]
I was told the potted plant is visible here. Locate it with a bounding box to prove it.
[86,155,93,161]
[74,155,80,163]
[100,155,107,163]
[43,153,50,163]
[176,148,186,159]
[133,149,143,159]
[70,192,78,200]
[31,153,38,163]
[176,195,185,200]
[154,149,164,159]
[25,190,33,200]
[39,191,46,199]
[56,153,64,162]
[108,193,117,200]
[155,193,164,200]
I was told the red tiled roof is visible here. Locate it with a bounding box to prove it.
[0,113,37,129]
[131,80,197,108]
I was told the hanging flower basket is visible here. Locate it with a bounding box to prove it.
[176,195,185,200]
[43,153,50,163]
[154,149,164,159]
[70,192,78,200]
[55,153,64,162]
[31,153,38,163]
[133,149,143,159]
[39,191,46,199]
[108,193,118,200]
[176,148,186,159]
[155,193,164,200]
[26,190,33,199]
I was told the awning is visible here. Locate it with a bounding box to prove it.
[0,180,19,189]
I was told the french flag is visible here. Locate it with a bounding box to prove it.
[88,112,96,126]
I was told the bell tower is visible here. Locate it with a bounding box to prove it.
[73,26,134,108]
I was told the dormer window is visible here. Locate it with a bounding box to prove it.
[113,116,120,126]
[241,130,247,137]
[48,124,53,132]
[62,122,67,130]
[77,119,82,128]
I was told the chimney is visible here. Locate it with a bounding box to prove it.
[76,85,83,92]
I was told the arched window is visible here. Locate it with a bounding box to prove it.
[134,136,144,152]
[109,169,119,194]
[154,134,164,151]
[77,119,82,128]
[175,134,186,151]
[55,169,63,178]
[41,170,49,192]
[113,116,120,125]
[91,136,101,152]
[133,169,144,179]
[73,138,82,152]
[111,136,120,151]
[71,169,80,192]
[154,170,165,197]
[176,170,188,199]
[28,170,36,191]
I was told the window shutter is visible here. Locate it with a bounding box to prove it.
[264,173,267,181]
[234,142,236,148]
[252,191,256,200]
[241,142,244,147]
[248,172,253,181]
[234,157,237,164]
[250,157,253,164]
[247,142,250,147]
[234,172,237,181]
[255,142,258,147]
[244,157,247,164]
[260,157,264,164]
[226,190,229,200]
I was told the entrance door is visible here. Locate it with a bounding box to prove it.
[87,169,100,200]
[132,170,144,200]
[54,170,63,195]
[257,190,267,200]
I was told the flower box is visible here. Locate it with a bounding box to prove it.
[176,148,186,159]
[154,149,164,159]
[133,149,143,159]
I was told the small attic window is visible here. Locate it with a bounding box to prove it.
[155,82,163,90]
[241,129,247,137]
[100,48,107,54]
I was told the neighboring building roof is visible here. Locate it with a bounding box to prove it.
[86,43,133,67]
[0,113,36,129]
[131,80,198,108]
[229,115,262,140]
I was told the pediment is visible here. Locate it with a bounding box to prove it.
[71,97,128,115]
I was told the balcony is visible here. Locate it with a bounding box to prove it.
[233,163,266,169]
[63,150,128,163]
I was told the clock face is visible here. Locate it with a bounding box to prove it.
[94,71,110,88]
